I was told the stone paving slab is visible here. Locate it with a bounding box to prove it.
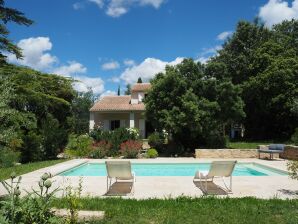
[1,158,297,200]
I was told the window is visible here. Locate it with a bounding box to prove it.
[110,120,120,130]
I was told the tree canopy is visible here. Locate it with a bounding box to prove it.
[0,0,33,63]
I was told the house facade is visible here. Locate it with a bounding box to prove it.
[89,83,152,138]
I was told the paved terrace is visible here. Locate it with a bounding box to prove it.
[0,158,297,199]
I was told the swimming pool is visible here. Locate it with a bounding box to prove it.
[60,162,287,177]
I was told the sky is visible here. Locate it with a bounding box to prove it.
[5,0,298,96]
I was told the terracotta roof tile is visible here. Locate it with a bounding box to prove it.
[131,83,151,92]
[90,95,145,112]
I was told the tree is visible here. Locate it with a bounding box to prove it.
[0,0,33,63]
[125,84,131,95]
[70,89,95,134]
[117,85,120,96]
[0,64,75,162]
[145,59,244,152]
[137,77,143,83]
[209,19,298,140]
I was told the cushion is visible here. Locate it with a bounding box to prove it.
[268,144,285,151]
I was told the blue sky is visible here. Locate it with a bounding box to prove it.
[6,0,298,95]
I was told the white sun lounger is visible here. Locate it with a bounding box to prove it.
[105,161,136,193]
[193,161,237,193]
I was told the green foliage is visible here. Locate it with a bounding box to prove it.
[214,19,298,140]
[145,59,244,152]
[0,64,75,162]
[90,127,139,155]
[287,161,298,180]
[148,132,164,149]
[65,134,93,158]
[0,159,67,181]
[63,178,83,224]
[0,149,20,168]
[0,172,61,224]
[90,140,112,158]
[125,84,131,95]
[291,128,298,145]
[137,77,143,83]
[69,89,95,135]
[120,140,142,158]
[52,197,298,224]
[0,0,33,63]
[146,148,158,158]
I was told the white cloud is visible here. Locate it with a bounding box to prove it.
[123,59,136,66]
[73,76,105,94]
[7,37,57,70]
[120,57,184,84]
[196,57,209,64]
[85,0,166,17]
[108,76,121,83]
[53,61,87,76]
[88,0,104,8]
[201,45,222,56]
[73,2,85,10]
[259,0,298,27]
[100,90,117,99]
[217,31,232,40]
[101,60,120,70]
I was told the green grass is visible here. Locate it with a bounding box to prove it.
[228,141,274,149]
[52,197,298,224]
[0,159,67,181]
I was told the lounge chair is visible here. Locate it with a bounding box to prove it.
[258,144,285,160]
[193,161,237,193]
[105,161,136,194]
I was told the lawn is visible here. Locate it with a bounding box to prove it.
[52,197,298,224]
[0,159,67,180]
[228,141,273,149]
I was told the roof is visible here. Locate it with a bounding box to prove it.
[90,95,145,112]
[131,83,151,92]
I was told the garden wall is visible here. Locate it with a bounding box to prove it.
[195,149,258,159]
[280,145,298,160]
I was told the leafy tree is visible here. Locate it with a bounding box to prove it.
[145,59,244,152]
[117,85,120,95]
[0,64,75,162]
[0,0,33,63]
[137,77,143,83]
[125,84,131,95]
[69,89,95,134]
[210,19,298,140]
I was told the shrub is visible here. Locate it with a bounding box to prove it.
[291,128,298,146]
[148,132,164,148]
[146,148,158,158]
[65,134,93,158]
[120,140,142,158]
[288,161,298,180]
[0,148,20,168]
[90,140,112,158]
[0,172,61,224]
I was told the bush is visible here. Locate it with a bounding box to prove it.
[65,134,93,158]
[90,127,140,155]
[148,132,164,149]
[291,128,298,146]
[90,140,112,158]
[146,148,158,158]
[288,161,298,180]
[0,172,61,224]
[120,140,142,158]
[0,148,20,168]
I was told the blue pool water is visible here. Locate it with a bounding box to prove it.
[60,163,287,177]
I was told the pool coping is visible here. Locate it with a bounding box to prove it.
[56,158,289,177]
